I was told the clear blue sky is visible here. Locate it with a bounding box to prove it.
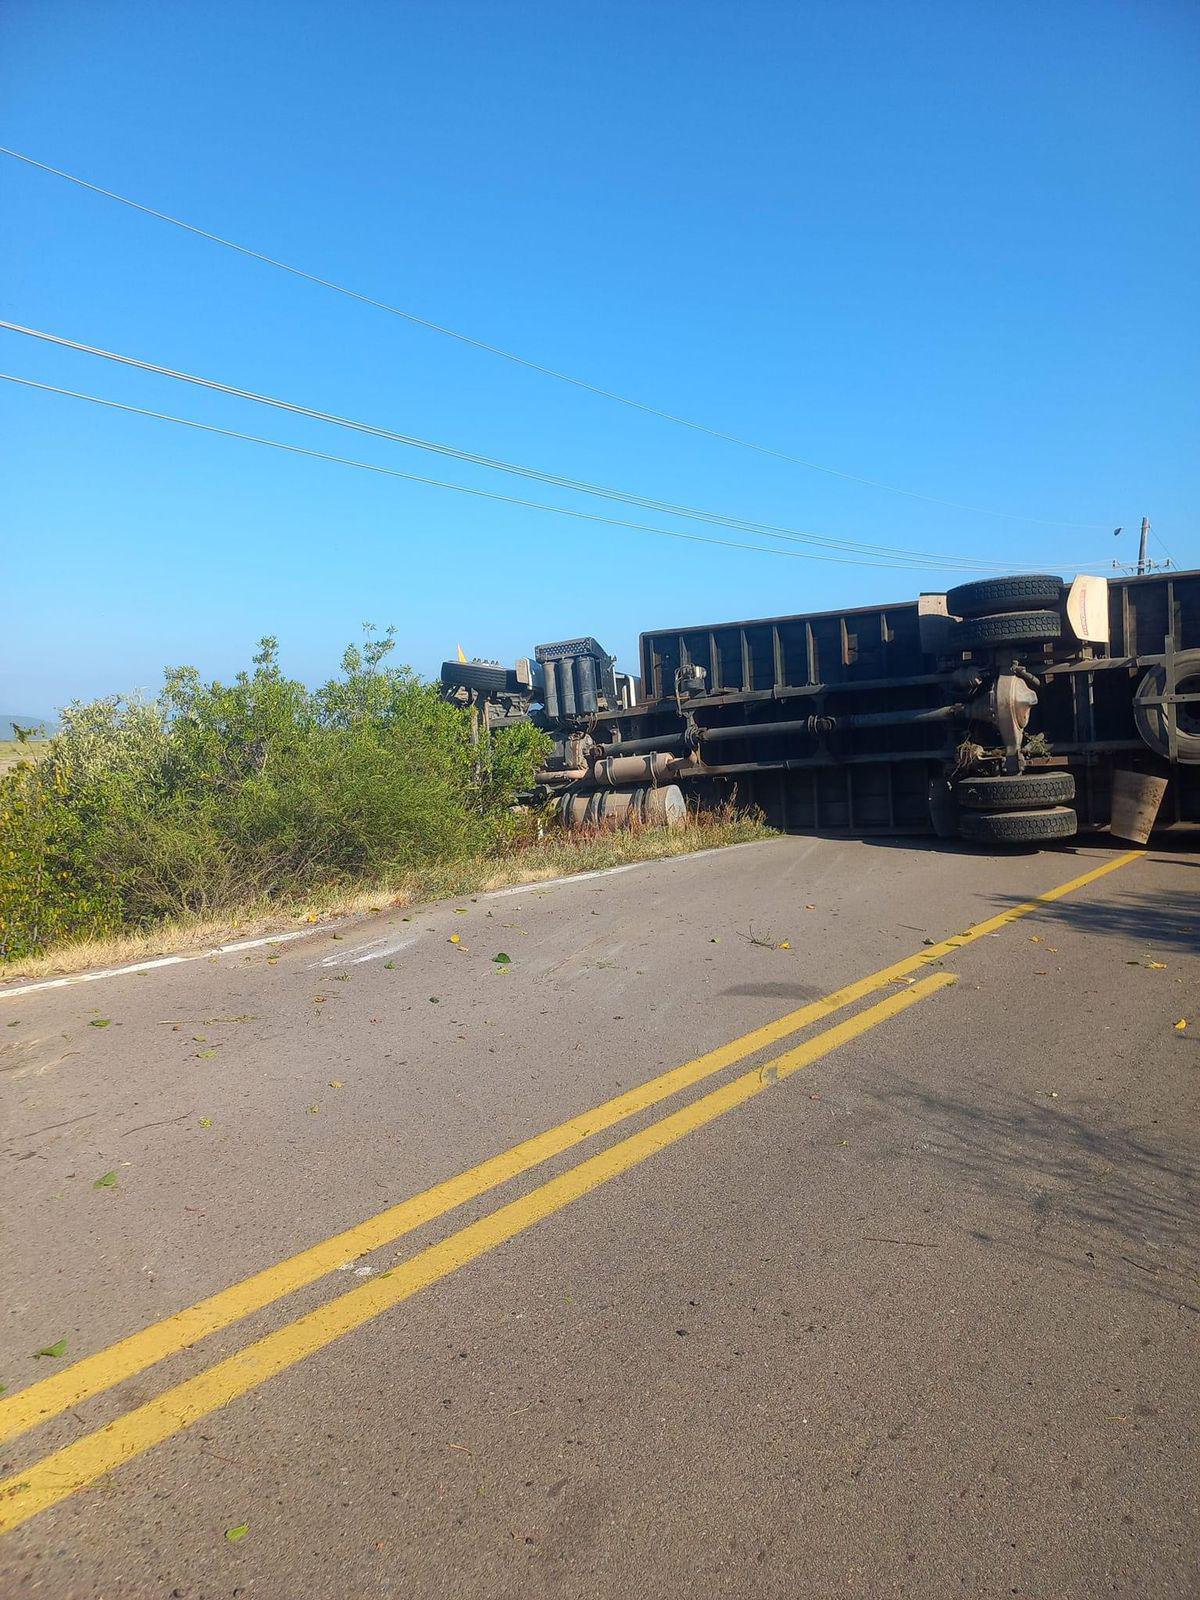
[2,0,1197,714]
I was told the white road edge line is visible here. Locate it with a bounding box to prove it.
[0,931,308,1001]
[309,935,418,969]
[309,934,391,969]
[349,936,417,965]
[0,840,771,998]
[484,864,638,898]
[482,838,768,899]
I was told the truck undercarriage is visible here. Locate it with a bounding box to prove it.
[442,569,1200,846]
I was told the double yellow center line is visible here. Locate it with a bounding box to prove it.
[0,850,1139,1533]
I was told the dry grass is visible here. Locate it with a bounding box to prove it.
[0,740,50,778]
[0,810,772,981]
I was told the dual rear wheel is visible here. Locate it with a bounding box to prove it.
[945,576,1077,843]
[946,574,1064,651]
[958,806,1077,844]
[954,769,1077,845]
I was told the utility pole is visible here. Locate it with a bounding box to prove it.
[1137,516,1150,575]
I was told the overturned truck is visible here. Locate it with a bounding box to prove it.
[441,569,1200,846]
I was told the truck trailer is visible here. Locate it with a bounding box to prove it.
[441,568,1200,846]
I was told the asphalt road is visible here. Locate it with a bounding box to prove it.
[1,834,1197,1599]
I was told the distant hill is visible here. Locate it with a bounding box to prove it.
[0,715,55,741]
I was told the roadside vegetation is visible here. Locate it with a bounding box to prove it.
[0,630,769,972]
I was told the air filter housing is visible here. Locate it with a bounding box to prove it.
[534,638,618,720]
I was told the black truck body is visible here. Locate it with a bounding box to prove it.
[443,568,1200,843]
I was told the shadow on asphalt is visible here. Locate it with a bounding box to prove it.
[846,837,1110,860]
[720,980,829,1002]
[777,831,1000,857]
[858,1071,1200,1315]
[825,826,1200,860]
[986,884,1200,955]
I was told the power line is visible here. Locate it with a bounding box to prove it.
[0,372,1040,575]
[0,143,1106,532]
[0,318,1065,573]
[1151,524,1176,568]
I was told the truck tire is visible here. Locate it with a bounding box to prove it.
[945,575,1063,619]
[959,806,1077,844]
[956,771,1075,810]
[951,609,1062,650]
[1133,650,1200,763]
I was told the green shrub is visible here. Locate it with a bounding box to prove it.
[0,630,550,960]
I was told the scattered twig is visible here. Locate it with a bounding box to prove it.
[862,1236,940,1248]
[740,924,790,950]
[5,1110,92,1141]
[122,1110,195,1137]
